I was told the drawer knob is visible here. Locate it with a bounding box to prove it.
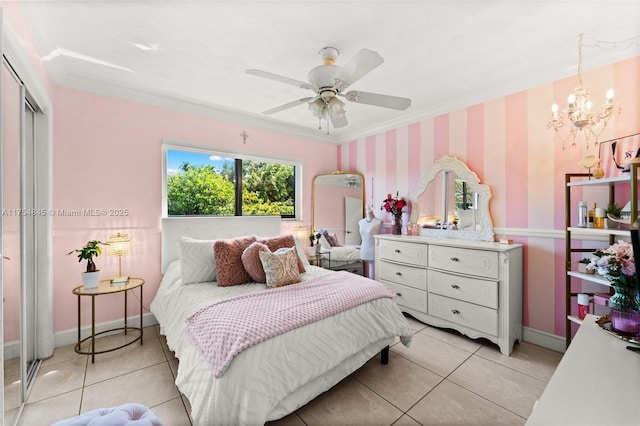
[452,309,461,315]
[450,257,460,262]
[394,249,401,253]
[396,292,402,297]
[395,272,403,276]
[451,284,460,289]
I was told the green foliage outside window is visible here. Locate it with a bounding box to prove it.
[167,157,295,217]
[167,163,235,215]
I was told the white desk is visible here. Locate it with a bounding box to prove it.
[527,314,640,425]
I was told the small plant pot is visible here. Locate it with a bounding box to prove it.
[308,246,317,256]
[605,218,620,229]
[578,263,589,273]
[82,271,100,289]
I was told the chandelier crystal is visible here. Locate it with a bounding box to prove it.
[547,34,621,150]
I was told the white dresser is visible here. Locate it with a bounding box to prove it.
[375,234,523,355]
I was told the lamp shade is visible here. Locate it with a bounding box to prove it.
[107,232,131,257]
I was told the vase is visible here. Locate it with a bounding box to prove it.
[610,307,640,336]
[609,275,640,336]
[392,215,402,235]
[609,275,640,310]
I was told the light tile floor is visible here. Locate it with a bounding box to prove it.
[13,316,562,425]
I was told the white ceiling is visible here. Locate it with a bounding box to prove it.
[17,1,640,144]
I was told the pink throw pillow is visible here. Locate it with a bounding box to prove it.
[258,235,306,273]
[213,236,256,286]
[241,242,270,283]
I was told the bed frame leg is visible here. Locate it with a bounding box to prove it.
[380,346,389,364]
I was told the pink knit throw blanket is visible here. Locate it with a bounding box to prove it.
[186,271,396,377]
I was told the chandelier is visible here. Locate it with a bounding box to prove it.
[547,34,621,150]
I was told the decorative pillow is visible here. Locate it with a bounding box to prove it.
[259,247,301,288]
[180,236,217,285]
[293,235,311,268]
[328,233,341,247]
[241,242,270,283]
[258,235,306,273]
[213,236,257,286]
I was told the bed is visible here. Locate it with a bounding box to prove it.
[151,216,412,425]
[316,245,364,275]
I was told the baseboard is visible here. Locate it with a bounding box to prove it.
[53,312,159,350]
[523,326,566,353]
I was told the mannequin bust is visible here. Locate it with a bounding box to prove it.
[359,205,382,261]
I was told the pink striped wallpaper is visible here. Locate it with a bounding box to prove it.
[339,56,640,338]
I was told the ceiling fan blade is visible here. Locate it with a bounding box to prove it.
[342,90,411,111]
[263,97,314,115]
[246,69,311,90]
[329,110,348,128]
[333,49,384,92]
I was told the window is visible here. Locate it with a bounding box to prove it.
[163,143,299,218]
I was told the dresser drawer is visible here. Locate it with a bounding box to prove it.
[428,270,498,309]
[378,260,427,290]
[383,281,427,313]
[429,245,499,279]
[428,293,497,336]
[377,239,428,267]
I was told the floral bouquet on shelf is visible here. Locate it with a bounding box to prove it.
[381,191,407,235]
[587,240,640,335]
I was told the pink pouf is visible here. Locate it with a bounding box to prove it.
[52,403,162,426]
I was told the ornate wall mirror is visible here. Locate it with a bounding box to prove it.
[410,156,494,241]
[312,171,365,245]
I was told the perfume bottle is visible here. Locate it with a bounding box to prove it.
[595,207,605,229]
[577,201,587,228]
[587,202,597,228]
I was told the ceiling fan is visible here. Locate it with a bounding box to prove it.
[246,47,412,133]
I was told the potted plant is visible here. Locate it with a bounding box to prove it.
[308,231,321,255]
[68,240,107,288]
[605,203,622,229]
[577,258,594,274]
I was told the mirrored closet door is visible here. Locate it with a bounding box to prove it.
[2,53,42,426]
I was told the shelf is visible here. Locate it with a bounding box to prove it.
[566,174,636,187]
[567,227,631,238]
[566,315,582,325]
[566,271,611,286]
[565,165,640,348]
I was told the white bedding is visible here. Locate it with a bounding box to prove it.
[151,260,412,425]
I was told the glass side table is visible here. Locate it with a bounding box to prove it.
[72,278,144,363]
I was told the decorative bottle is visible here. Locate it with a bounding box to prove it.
[587,202,597,228]
[577,201,587,228]
[595,207,605,229]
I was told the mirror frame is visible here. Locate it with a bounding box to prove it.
[409,156,495,241]
[312,171,365,237]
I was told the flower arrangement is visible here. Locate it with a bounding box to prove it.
[381,192,407,235]
[587,240,639,309]
[380,192,407,217]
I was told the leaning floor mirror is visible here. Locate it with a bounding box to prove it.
[312,171,365,246]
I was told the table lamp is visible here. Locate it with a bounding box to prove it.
[107,232,131,284]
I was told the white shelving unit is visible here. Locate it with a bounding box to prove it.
[564,163,640,347]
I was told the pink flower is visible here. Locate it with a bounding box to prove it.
[381,192,407,216]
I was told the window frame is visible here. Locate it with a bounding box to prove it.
[162,139,302,219]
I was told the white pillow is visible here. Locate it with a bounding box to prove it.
[180,236,217,284]
[293,235,311,268]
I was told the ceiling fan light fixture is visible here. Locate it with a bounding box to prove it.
[328,97,345,115]
[319,47,339,66]
[308,99,326,118]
